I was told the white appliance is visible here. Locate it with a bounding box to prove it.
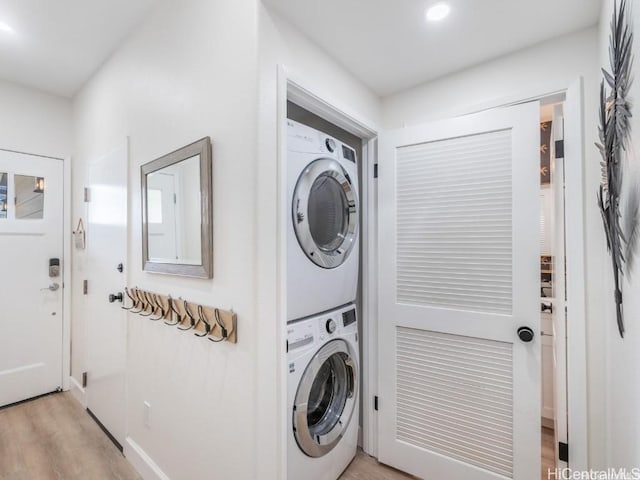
[287,119,360,321]
[287,304,359,480]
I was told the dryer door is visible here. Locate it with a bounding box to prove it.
[292,158,358,269]
[293,339,358,458]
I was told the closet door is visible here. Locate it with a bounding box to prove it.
[377,102,541,480]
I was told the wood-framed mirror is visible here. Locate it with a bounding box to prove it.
[141,137,213,278]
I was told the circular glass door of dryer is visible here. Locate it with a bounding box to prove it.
[292,339,358,458]
[292,158,358,269]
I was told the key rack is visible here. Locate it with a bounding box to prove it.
[121,287,237,344]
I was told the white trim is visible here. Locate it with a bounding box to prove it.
[563,77,589,470]
[124,437,171,480]
[277,65,380,476]
[361,136,378,457]
[62,155,71,392]
[276,64,289,480]
[68,375,87,408]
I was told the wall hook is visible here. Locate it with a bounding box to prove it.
[130,288,146,314]
[139,291,154,317]
[177,300,197,330]
[150,294,166,321]
[194,305,211,337]
[121,287,136,310]
[164,296,181,326]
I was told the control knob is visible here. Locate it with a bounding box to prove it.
[326,318,337,334]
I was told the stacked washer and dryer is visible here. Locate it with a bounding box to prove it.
[286,119,361,480]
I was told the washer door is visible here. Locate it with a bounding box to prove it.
[293,339,358,458]
[292,158,358,269]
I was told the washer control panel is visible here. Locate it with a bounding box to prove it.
[287,321,315,352]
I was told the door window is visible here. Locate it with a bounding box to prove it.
[307,174,348,252]
[307,352,353,438]
[293,339,358,457]
[15,174,45,220]
[292,158,358,269]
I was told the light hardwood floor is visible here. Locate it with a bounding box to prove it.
[341,427,556,480]
[0,392,555,480]
[0,392,140,480]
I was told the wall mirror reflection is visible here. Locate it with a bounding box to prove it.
[141,137,212,278]
[0,173,7,219]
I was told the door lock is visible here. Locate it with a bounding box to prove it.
[41,283,60,292]
[109,292,124,303]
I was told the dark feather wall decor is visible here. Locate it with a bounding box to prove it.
[596,0,638,338]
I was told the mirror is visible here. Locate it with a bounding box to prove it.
[141,137,212,278]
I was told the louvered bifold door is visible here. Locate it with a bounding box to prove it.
[378,102,541,480]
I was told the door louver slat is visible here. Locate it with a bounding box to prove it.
[396,328,514,478]
[396,129,513,314]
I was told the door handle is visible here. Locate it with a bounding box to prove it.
[517,326,535,343]
[109,292,124,303]
[41,283,60,292]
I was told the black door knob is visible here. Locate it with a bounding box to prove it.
[517,326,535,343]
[109,292,124,303]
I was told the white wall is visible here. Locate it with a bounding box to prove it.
[382,26,608,468]
[599,0,640,469]
[0,79,71,159]
[71,0,260,478]
[256,5,381,478]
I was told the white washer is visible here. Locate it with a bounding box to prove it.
[287,303,359,480]
[287,119,360,321]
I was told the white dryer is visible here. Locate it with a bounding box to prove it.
[287,303,359,480]
[287,120,360,321]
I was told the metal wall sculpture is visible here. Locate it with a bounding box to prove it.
[596,0,637,338]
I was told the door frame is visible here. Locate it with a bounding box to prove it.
[275,65,379,477]
[0,149,71,393]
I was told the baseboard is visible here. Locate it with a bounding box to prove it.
[124,437,171,480]
[68,376,87,408]
[541,416,555,430]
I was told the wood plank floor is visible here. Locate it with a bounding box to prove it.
[0,392,140,480]
[341,427,556,480]
[0,392,555,480]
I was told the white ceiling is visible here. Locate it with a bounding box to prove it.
[263,0,602,96]
[0,0,158,97]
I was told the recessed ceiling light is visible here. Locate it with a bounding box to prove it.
[426,2,451,22]
[0,22,14,34]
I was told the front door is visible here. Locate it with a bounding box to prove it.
[378,102,541,479]
[85,141,128,446]
[0,150,64,407]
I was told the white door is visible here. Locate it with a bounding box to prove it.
[378,102,541,480]
[85,141,128,446]
[0,150,64,407]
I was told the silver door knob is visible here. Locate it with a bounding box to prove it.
[41,283,60,292]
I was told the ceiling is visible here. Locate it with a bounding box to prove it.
[263,0,602,96]
[0,0,158,97]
